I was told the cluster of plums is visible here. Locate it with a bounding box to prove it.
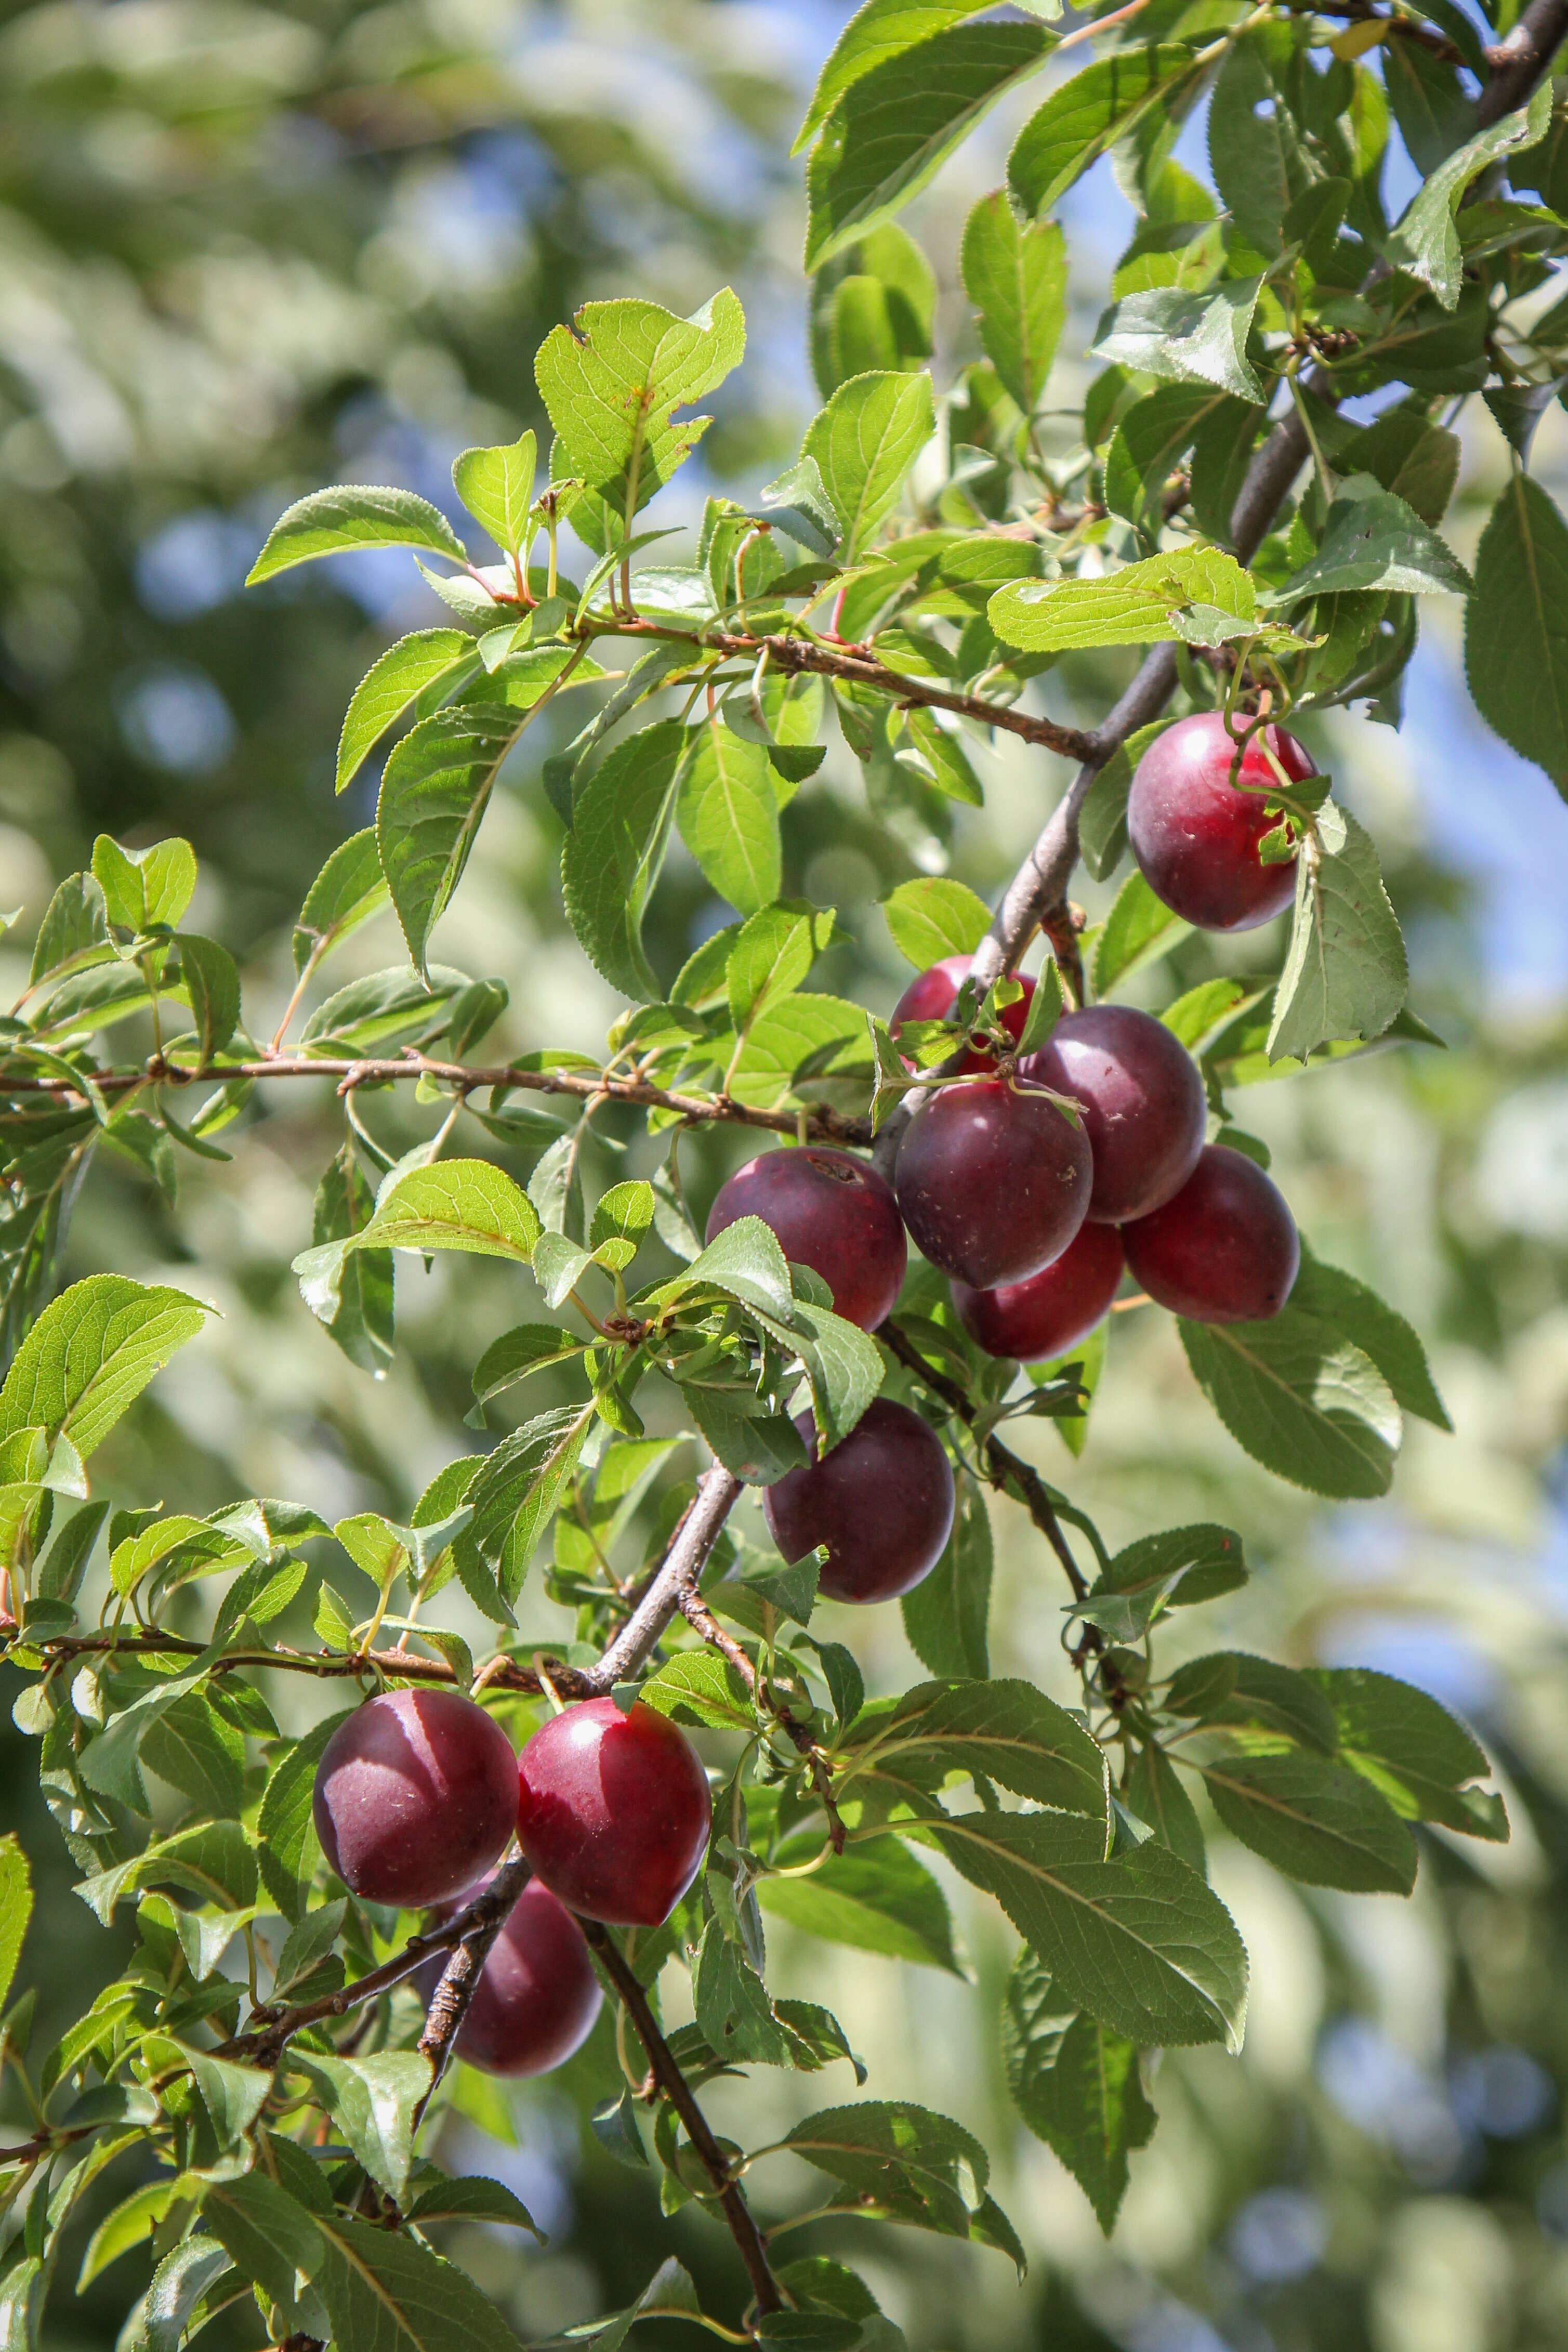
[312,1686,713,2078]
[301,724,1312,2079]
[707,714,1308,1610]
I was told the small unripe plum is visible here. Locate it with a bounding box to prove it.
[705,1148,906,1331]
[763,1397,955,1605]
[894,1077,1091,1290]
[1021,1005,1205,1224]
[421,1876,602,2079]
[312,1688,518,1909]
[1122,1144,1299,1322]
[1127,712,1316,931]
[516,1697,711,1928]
[951,1220,1125,1362]
[890,956,1035,1074]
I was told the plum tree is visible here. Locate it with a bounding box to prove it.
[763,1398,956,1604]
[4,1,1560,2335]
[705,1147,906,1330]
[894,1078,1092,1288]
[515,1698,713,1927]
[423,1877,602,2079]
[951,1221,1125,1363]
[1021,1006,1206,1223]
[1127,712,1318,931]
[891,956,1036,1072]
[1122,1145,1300,1323]
[311,1688,518,1908]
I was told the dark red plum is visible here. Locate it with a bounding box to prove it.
[515,1698,711,1928]
[705,1147,906,1331]
[952,1221,1125,1362]
[312,1688,517,1909]
[1021,1005,1206,1224]
[1127,712,1316,931]
[763,1398,955,1605]
[894,1077,1091,1289]
[420,1876,602,2079]
[1122,1144,1300,1323]
[891,955,1035,1074]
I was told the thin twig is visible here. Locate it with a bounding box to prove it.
[579,1920,783,2317]
[413,1859,532,2128]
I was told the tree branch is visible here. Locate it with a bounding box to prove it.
[578,1920,783,2318]
[1478,0,1568,119]
[413,1862,532,2128]
[213,1855,535,2065]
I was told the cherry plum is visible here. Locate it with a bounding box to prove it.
[705,1148,906,1331]
[951,1221,1125,1362]
[1121,1144,1299,1322]
[312,1688,517,1909]
[894,1078,1091,1289]
[1021,1005,1205,1223]
[1127,712,1316,931]
[763,1397,955,1605]
[515,1698,711,1928]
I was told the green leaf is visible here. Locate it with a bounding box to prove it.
[693,1921,807,2069]
[536,290,745,524]
[1306,1665,1506,1841]
[471,1322,586,1414]
[453,431,536,554]
[1008,46,1205,216]
[1205,31,1325,255]
[1076,720,1169,882]
[143,2241,236,2352]
[183,2043,273,2150]
[313,2211,522,2352]
[991,544,1256,654]
[783,2101,990,2238]
[758,1837,966,1974]
[1288,1246,1449,1428]
[1178,1308,1401,1498]
[1092,870,1191,996]
[292,832,391,980]
[405,2175,542,2231]
[881,878,991,968]
[840,1677,1108,1819]
[1200,1749,1418,1893]
[923,1811,1247,2048]
[901,1476,990,1680]
[1076,1523,1247,1643]
[677,721,782,915]
[897,708,983,805]
[29,869,110,989]
[76,1817,258,1923]
[802,372,937,562]
[1165,1650,1337,1752]
[728,901,839,1032]
[92,834,197,932]
[246,483,466,584]
[562,719,686,999]
[176,935,241,1061]
[805,22,1052,272]
[727,994,873,1110]
[378,670,565,976]
[960,194,1065,416]
[307,1146,394,1376]
[639,1647,757,1734]
[1090,278,1266,404]
[1465,471,1568,796]
[0,1276,210,1460]
[292,2049,432,2201]
[1341,400,1460,527]
[795,1,998,153]
[1266,800,1407,1063]
[0,1837,30,2014]
[300,963,471,1054]
[1002,1951,1154,2233]
[1126,1740,1208,1877]
[336,629,475,795]
[1272,484,1470,601]
[466,1403,595,1599]
[257,1712,353,1920]
[203,2172,324,2312]
[359,1159,541,1264]
[811,225,937,397]
[1384,82,1551,306]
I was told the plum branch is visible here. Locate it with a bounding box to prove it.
[579,1918,783,2318]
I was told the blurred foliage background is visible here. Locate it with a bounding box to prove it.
[3,1,1568,2347]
